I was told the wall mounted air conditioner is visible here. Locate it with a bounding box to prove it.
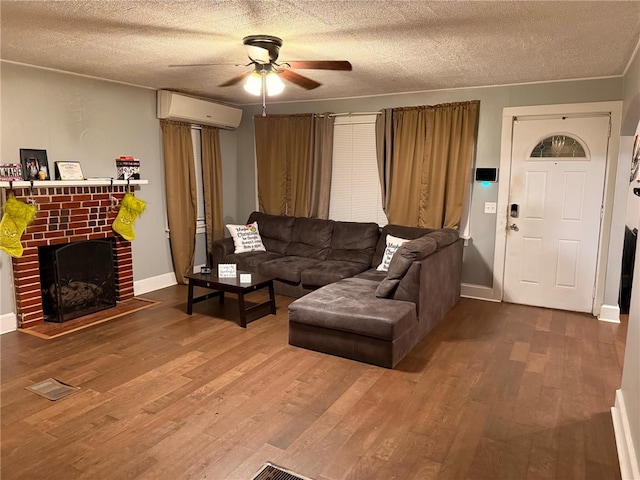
[156,90,242,130]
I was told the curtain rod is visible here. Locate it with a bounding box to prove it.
[320,112,382,118]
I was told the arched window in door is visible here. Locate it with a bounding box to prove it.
[530,134,587,158]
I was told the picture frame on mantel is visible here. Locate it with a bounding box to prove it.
[55,161,84,180]
[19,148,50,181]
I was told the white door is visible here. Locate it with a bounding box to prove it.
[503,115,610,312]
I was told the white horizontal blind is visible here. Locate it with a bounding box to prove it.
[191,127,206,233]
[329,115,387,226]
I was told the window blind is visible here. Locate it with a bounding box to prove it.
[329,115,387,226]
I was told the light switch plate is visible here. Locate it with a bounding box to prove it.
[484,202,497,214]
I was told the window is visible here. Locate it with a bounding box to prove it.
[530,134,587,158]
[329,115,387,226]
[191,127,206,234]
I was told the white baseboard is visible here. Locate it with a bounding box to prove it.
[612,389,640,480]
[134,272,177,296]
[0,312,17,334]
[193,263,206,274]
[2,273,177,334]
[461,283,500,302]
[599,304,621,323]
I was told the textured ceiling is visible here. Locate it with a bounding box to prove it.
[1,1,639,106]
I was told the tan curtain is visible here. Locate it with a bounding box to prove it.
[308,113,335,219]
[160,119,196,284]
[377,101,480,229]
[201,125,224,257]
[254,114,314,216]
[376,108,393,214]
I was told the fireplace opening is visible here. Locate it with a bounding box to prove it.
[38,239,117,323]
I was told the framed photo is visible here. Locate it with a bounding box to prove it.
[55,161,84,180]
[0,163,23,181]
[19,148,50,181]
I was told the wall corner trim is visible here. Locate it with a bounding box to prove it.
[612,389,640,480]
[0,312,17,334]
[461,283,500,302]
[599,304,621,323]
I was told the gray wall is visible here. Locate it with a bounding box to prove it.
[0,62,173,315]
[0,62,239,317]
[234,77,623,287]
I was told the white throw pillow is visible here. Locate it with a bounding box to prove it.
[226,221,266,253]
[376,234,410,271]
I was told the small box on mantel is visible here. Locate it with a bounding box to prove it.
[115,156,140,180]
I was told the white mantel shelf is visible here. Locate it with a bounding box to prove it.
[0,179,148,188]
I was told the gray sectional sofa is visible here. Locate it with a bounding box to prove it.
[211,211,463,368]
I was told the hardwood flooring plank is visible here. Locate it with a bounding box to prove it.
[1,293,625,480]
[436,400,491,480]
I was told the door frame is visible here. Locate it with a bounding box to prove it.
[493,101,623,318]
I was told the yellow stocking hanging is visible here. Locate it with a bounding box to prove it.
[0,194,37,258]
[112,193,146,241]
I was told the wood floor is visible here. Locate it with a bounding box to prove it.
[1,285,626,480]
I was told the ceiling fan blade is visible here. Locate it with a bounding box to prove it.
[219,71,251,87]
[279,69,321,90]
[169,63,243,68]
[246,45,270,64]
[285,60,352,71]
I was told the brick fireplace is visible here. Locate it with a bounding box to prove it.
[7,184,135,329]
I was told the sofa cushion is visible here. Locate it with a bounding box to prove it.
[225,221,266,253]
[259,256,323,283]
[301,260,370,287]
[224,251,284,272]
[327,221,380,266]
[289,277,417,341]
[285,217,334,260]
[376,235,438,298]
[371,224,434,267]
[355,268,388,282]
[247,211,295,254]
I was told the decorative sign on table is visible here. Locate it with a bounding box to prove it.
[217,263,237,278]
[240,273,252,283]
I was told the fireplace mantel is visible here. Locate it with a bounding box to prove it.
[5,183,141,328]
[0,179,147,189]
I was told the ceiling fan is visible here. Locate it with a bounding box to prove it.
[173,35,351,92]
[218,35,352,92]
[172,35,351,115]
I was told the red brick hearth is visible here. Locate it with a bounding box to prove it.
[8,185,135,328]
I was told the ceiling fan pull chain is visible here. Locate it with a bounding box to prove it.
[261,73,267,117]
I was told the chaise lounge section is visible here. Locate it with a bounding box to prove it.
[288,226,462,368]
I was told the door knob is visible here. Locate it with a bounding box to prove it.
[509,223,519,231]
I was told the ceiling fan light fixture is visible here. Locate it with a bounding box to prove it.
[243,72,262,96]
[265,72,284,96]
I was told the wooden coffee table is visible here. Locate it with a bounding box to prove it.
[184,271,276,328]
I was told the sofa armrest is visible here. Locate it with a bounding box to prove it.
[415,238,463,335]
[210,237,235,265]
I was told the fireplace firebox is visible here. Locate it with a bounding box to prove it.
[39,239,117,323]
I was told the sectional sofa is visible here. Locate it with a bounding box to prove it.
[211,211,463,368]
